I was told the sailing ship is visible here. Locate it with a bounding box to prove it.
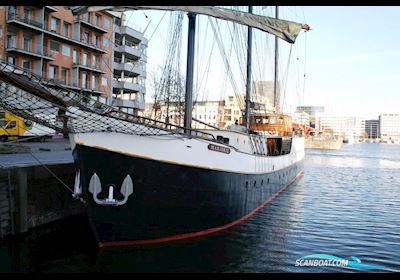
[0,6,310,248]
[67,6,309,248]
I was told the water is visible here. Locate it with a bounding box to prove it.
[1,143,400,272]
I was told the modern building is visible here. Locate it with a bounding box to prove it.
[0,6,147,114]
[292,111,310,126]
[251,81,279,112]
[0,6,114,103]
[142,80,282,129]
[379,113,400,142]
[143,100,225,129]
[315,114,366,140]
[365,119,380,139]
[192,100,225,129]
[111,12,147,115]
[221,94,243,128]
[296,106,325,128]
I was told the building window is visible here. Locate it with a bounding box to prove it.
[63,22,71,37]
[102,77,107,86]
[22,60,30,72]
[92,54,97,67]
[24,8,32,21]
[6,34,16,48]
[49,65,58,79]
[82,52,88,66]
[62,44,71,56]
[92,74,99,90]
[23,37,32,51]
[83,13,90,23]
[93,34,100,47]
[50,17,60,33]
[103,37,109,48]
[94,14,100,26]
[73,49,78,63]
[82,72,88,88]
[7,6,16,20]
[61,68,68,85]
[7,56,16,65]
[82,32,90,44]
[50,41,60,52]
[104,17,110,28]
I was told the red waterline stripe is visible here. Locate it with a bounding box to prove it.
[98,170,305,249]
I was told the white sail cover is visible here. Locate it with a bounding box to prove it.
[66,6,306,43]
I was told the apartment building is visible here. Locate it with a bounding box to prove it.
[379,113,400,142]
[111,12,147,115]
[192,101,224,129]
[0,6,147,114]
[296,106,325,128]
[292,111,310,126]
[315,114,366,140]
[221,95,243,128]
[251,81,278,112]
[143,100,225,129]
[365,119,380,139]
[0,6,115,103]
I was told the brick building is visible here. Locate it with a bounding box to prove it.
[0,6,147,113]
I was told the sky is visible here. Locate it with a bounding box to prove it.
[123,6,400,120]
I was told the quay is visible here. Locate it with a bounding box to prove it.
[305,137,343,150]
[0,138,83,239]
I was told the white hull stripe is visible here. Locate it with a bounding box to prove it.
[71,132,305,175]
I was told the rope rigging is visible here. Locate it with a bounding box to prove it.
[0,60,216,142]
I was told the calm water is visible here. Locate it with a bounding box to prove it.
[1,143,400,272]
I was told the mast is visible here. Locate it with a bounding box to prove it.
[273,6,279,112]
[244,6,253,128]
[184,13,196,134]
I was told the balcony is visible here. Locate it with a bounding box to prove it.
[6,42,55,61]
[112,80,144,93]
[44,6,58,12]
[78,16,108,33]
[5,12,106,54]
[72,63,107,74]
[112,98,144,110]
[6,12,44,31]
[114,44,142,60]
[41,73,106,95]
[114,26,144,43]
[80,85,107,96]
[43,25,107,54]
[113,61,145,77]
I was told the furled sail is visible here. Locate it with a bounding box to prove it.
[66,6,309,43]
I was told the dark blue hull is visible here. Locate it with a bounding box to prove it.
[74,144,303,247]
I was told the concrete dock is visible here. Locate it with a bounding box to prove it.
[0,138,84,238]
[305,137,343,150]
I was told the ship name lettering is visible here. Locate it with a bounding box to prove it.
[208,144,231,154]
